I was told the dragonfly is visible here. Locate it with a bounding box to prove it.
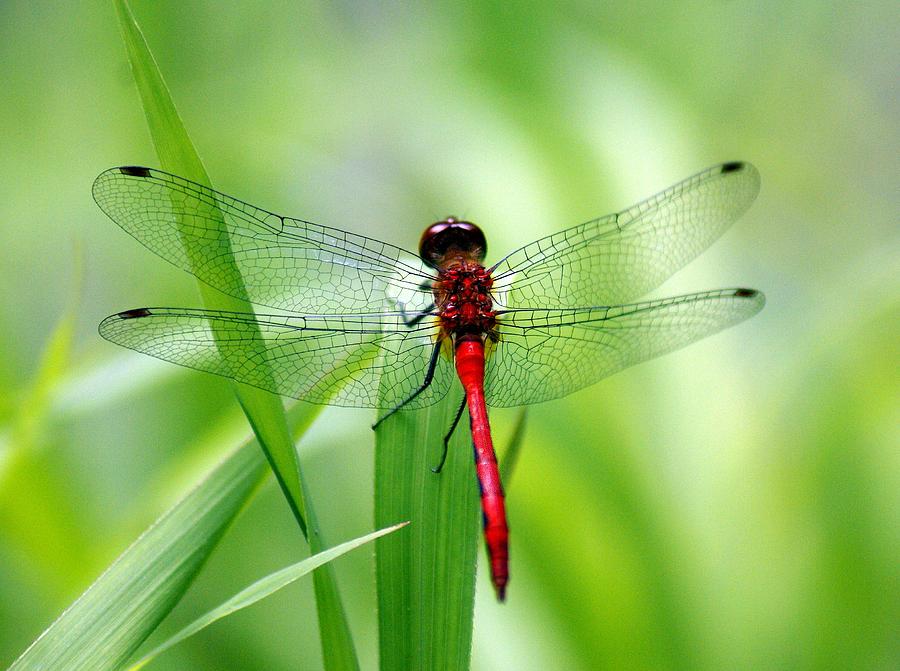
[95,161,765,601]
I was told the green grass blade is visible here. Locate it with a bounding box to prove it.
[375,400,480,671]
[111,0,306,532]
[112,2,359,668]
[0,259,84,590]
[8,402,319,671]
[128,522,408,670]
[499,407,528,486]
[2,249,78,473]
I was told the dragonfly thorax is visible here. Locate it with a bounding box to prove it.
[434,262,497,338]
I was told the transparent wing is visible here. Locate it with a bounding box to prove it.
[484,288,765,407]
[93,167,435,314]
[490,162,760,308]
[98,308,451,409]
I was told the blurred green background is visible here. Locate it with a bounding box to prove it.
[1,2,897,669]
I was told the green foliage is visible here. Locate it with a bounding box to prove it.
[129,522,407,670]
[110,2,359,668]
[8,403,317,671]
[375,402,480,671]
[0,2,897,670]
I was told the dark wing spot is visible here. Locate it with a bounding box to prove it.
[733,288,758,298]
[720,161,745,174]
[118,166,152,178]
[117,308,153,319]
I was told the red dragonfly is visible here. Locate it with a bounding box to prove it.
[95,161,764,601]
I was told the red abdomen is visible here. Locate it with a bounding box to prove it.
[455,337,509,601]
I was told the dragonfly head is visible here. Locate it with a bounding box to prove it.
[420,217,487,269]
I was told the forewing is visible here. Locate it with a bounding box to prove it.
[484,288,765,407]
[93,167,434,314]
[99,308,451,409]
[490,162,760,308]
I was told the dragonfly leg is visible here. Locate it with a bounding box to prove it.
[431,395,467,473]
[372,339,443,429]
[399,302,435,327]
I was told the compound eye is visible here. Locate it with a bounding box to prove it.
[419,217,487,268]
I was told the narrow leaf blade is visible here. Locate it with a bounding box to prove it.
[129,523,408,670]
[111,2,359,668]
[8,403,318,671]
[499,407,528,486]
[375,399,480,671]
